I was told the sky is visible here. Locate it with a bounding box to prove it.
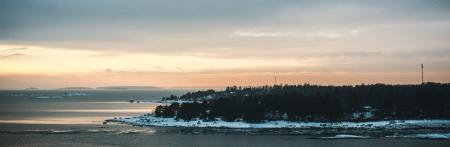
[1,0,450,89]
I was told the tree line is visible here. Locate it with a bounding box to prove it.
[155,83,450,122]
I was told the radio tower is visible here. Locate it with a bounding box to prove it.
[274,75,277,85]
[421,64,424,84]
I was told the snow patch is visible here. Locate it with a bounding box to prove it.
[388,133,450,140]
[107,115,450,129]
[319,134,370,139]
[158,100,197,104]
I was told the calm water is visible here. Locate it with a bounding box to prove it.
[0,90,186,124]
[0,90,449,147]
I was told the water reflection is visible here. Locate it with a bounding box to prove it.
[0,117,107,124]
[0,91,162,125]
[42,108,156,113]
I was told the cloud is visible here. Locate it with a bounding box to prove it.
[1,0,448,51]
[0,0,449,86]
[0,53,26,59]
[167,47,450,63]
[230,30,296,37]
[231,29,363,38]
[104,68,113,72]
[97,66,309,76]
[86,52,124,57]
[6,47,28,51]
[393,48,450,58]
[304,30,362,38]
[305,32,342,38]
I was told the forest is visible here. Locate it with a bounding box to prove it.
[156,83,450,122]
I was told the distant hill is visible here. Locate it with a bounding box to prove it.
[24,87,39,90]
[95,86,161,90]
[59,87,94,90]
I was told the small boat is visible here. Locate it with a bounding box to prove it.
[129,99,135,103]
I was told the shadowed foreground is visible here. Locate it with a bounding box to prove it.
[1,124,450,147]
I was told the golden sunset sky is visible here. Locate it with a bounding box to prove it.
[1,0,450,89]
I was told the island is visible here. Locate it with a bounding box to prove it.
[109,83,450,130]
[95,86,161,90]
[59,87,94,90]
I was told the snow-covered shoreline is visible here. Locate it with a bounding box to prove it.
[107,114,450,129]
[157,100,196,104]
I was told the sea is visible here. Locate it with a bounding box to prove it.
[0,90,449,147]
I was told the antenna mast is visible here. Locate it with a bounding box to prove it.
[274,75,277,85]
[421,64,424,84]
